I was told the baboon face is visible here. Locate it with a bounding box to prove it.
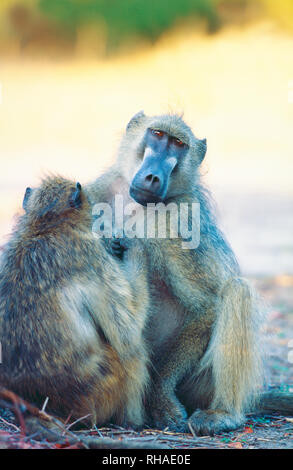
[130,127,189,205]
[126,112,207,206]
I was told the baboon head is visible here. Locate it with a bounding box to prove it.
[119,111,207,205]
[22,176,90,230]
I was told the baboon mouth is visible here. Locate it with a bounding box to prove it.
[129,186,163,206]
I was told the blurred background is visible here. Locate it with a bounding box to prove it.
[0,0,292,385]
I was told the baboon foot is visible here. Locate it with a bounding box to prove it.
[188,409,244,436]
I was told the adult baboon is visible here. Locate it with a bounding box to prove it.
[86,112,293,435]
[0,176,149,427]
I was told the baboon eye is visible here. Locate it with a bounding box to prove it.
[173,137,184,147]
[151,129,165,139]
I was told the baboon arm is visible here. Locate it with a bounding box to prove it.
[161,245,216,315]
[154,322,208,386]
[147,320,211,431]
[85,166,127,206]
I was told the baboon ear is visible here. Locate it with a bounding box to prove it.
[69,182,82,208]
[197,138,207,164]
[126,110,145,131]
[23,187,32,211]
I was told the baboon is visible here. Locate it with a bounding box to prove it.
[86,111,293,435]
[0,176,149,428]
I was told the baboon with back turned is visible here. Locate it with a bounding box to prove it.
[86,111,293,435]
[0,176,149,428]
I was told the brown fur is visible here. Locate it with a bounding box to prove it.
[0,176,149,427]
[86,112,268,435]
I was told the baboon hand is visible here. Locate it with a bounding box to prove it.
[148,391,188,433]
[103,236,129,259]
[111,237,129,259]
[188,409,244,436]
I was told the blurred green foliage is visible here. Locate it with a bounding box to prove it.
[1,0,293,56]
[38,0,219,50]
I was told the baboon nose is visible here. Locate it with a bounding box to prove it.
[144,174,161,191]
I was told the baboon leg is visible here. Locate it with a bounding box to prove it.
[188,277,264,435]
[147,320,211,433]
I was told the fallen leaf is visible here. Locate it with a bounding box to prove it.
[244,426,253,433]
[228,442,243,449]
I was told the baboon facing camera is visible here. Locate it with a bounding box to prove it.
[87,111,293,435]
[0,176,149,427]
